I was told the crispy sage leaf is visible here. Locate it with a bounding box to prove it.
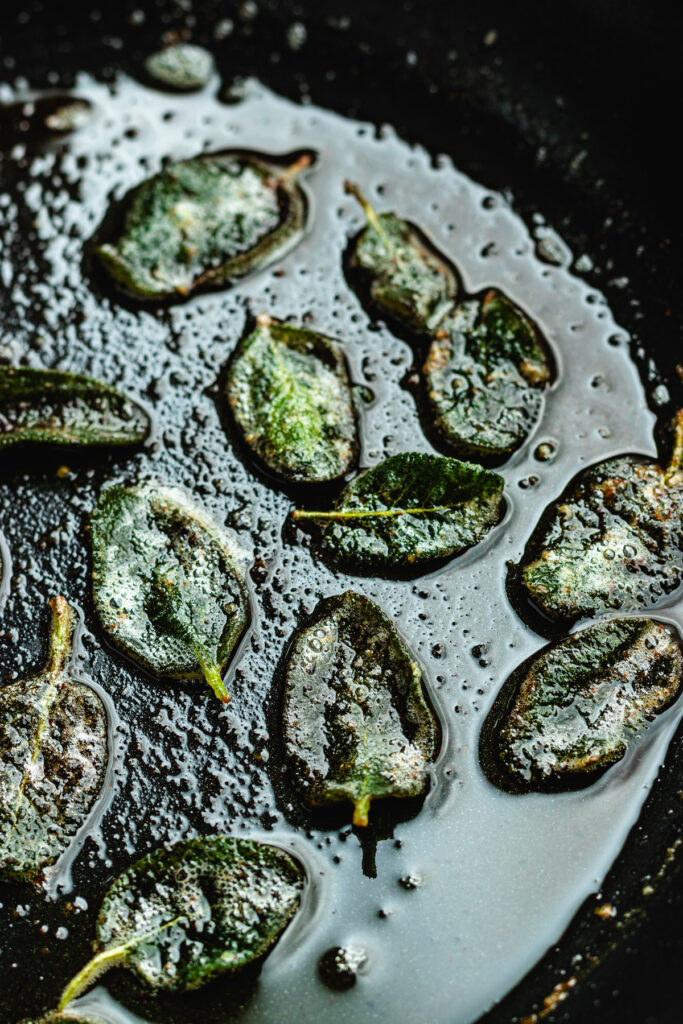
[482,618,683,792]
[58,835,304,1007]
[144,44,214,91]
[90,483,250,703]
[345,182,458,334]
[423,290,553,459]
[225,314,359,484]
[97,151,312,301]
[0,597,108,883]
[516,412,683,624]
[293,452,504,574]
[0,366,150,451]
[282,591,439,826]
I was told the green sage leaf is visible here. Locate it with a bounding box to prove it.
[90,483,250,703]
[282,591,439,826]
[0,366,150,451]
[293,452,504,575]
[96,151,312,301]
[482,617,683,792]
[58,835,304,1007]
[423,290,553,459]
[225,314,359,484]
[0,597,108,883]
[516,411,683,624]
[345,182,458,334]
[144,44,214,92]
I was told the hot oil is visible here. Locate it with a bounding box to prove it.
[0,74,681,1024]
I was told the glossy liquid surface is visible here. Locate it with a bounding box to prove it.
[0,74,681,1024]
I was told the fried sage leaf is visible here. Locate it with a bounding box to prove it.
[58,835,304,1007]
[282,591,439,825]
[345,182,458,334]
[0,597,108,883]
[0,366,150,451]
[225,314,359,484]
[96,151,312,301]
[144,43,214,91]
[90,484,250,703]
[423,290,553,459]
[516,412,683,624]
[293,452,504,574]
[483,618,683,792]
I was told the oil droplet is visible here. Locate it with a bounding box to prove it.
[318,945,369,990]
[398,873,423,890]
[534,440,558,462]
[518,475,540,490]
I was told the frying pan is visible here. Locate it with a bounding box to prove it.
[0,1,681,1022]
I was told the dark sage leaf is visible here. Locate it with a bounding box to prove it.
[225,314,359,484]
[97,151,312,301]
[282,591,439,826]
[0,366,150,451]
[345,182,458,334]
[482,618,683,792]
[293,452,504,575]
[90,483,250,703]
[58,835,304,1007]
[516,412,683,624]
[144,44,214,92]
[423,290,553,459]
[0,597,108,883]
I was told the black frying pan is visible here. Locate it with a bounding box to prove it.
[1,2,681,1022]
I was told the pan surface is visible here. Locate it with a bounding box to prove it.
[0,3,681,1024]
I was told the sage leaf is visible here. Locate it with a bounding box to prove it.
[423,290,553,459]
[0,597,108,883]
[345,182,458,334]
[144,44,214,92]
[282,591,439,826]
[482,617,683,792]
[293,452,505,575]
[96,151,312,301]
[225,314,359,484]
[58,835,304,1007]
[0,366,150,451]
[90,483,250,703]
[516,411,683,624]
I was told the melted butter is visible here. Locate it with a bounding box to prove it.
[0,74,681,1024]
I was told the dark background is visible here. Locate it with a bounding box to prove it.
[1,2,682,1022]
